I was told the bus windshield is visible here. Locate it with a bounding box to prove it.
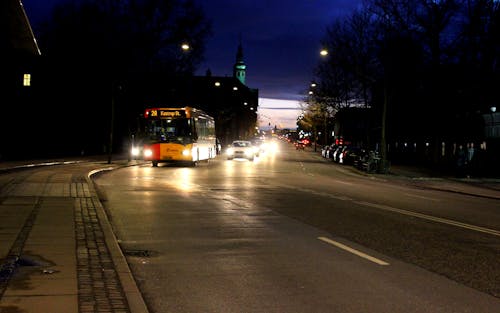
[147,118,194,144]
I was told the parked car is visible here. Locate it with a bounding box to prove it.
[352,149,382,172]
[353,149,370,169]
[226,140,257,161]
[339,146,362,165]
[332,146,345,162]
[322,144,338,159]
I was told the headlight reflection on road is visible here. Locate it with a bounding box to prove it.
[224,157,256,176]
[175,168,195,192]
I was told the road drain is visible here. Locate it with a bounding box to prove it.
[122,249,157,257]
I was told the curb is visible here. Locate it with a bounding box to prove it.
[86,165,150,313]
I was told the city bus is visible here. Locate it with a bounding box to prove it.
[142,107,217,166]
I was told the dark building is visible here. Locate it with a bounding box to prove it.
[332,107,373,148]
[122,43,259,149]
[201,42,259,144]
[1,0,41,159]
[3,3,258,158]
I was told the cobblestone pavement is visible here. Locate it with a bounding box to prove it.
[0,158,148,313]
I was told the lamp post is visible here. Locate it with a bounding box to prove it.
[319,47,388,172]
[491,106,497,137]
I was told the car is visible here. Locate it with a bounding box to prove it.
[321,143,338,159]
[294,140,305,150]
[226,140,257,161]
[331,145,344,162]
[340,146,363,165]
[251,138,268,156]
[321,145,329,158]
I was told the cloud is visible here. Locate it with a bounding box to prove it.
[258,97,302,129]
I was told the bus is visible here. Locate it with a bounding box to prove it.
[142,107,217,166]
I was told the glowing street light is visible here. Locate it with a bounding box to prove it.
[320,49,328,57]
[181,43,190,51]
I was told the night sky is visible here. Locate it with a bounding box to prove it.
[21,0,362,128]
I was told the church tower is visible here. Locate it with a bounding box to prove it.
[233,43,246,85]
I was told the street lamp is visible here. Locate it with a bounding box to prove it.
[320,48,328,57]
[490,106,497,138]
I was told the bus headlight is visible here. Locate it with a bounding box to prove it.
[144,149,153,157]
[182,149,191,156]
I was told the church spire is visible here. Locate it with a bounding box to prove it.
[233,41,246,85]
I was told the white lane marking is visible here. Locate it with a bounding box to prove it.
[403,193,439,201]
[355,201,500,237]
[332,180,354,186]
[280,183,497,237]
[318,236,390,266]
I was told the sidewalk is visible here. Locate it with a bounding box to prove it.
[384,164,500,200]
[0,156,148,313]
[308,146,500,200]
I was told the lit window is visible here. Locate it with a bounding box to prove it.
[23,73,31,86]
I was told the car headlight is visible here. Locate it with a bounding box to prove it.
[226,148,234,155]
[245,149,253,156]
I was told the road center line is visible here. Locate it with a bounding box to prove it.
[403,193,439,201]
[354,201,500,237]
[318,236,390,266]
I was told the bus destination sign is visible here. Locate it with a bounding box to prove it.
[147,109,187,119]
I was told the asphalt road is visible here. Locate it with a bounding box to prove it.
[93,140,500,313]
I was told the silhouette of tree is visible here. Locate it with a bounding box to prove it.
[309,0,500,169]
[34,0,212,155]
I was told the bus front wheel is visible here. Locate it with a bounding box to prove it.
[152,160,158,167]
